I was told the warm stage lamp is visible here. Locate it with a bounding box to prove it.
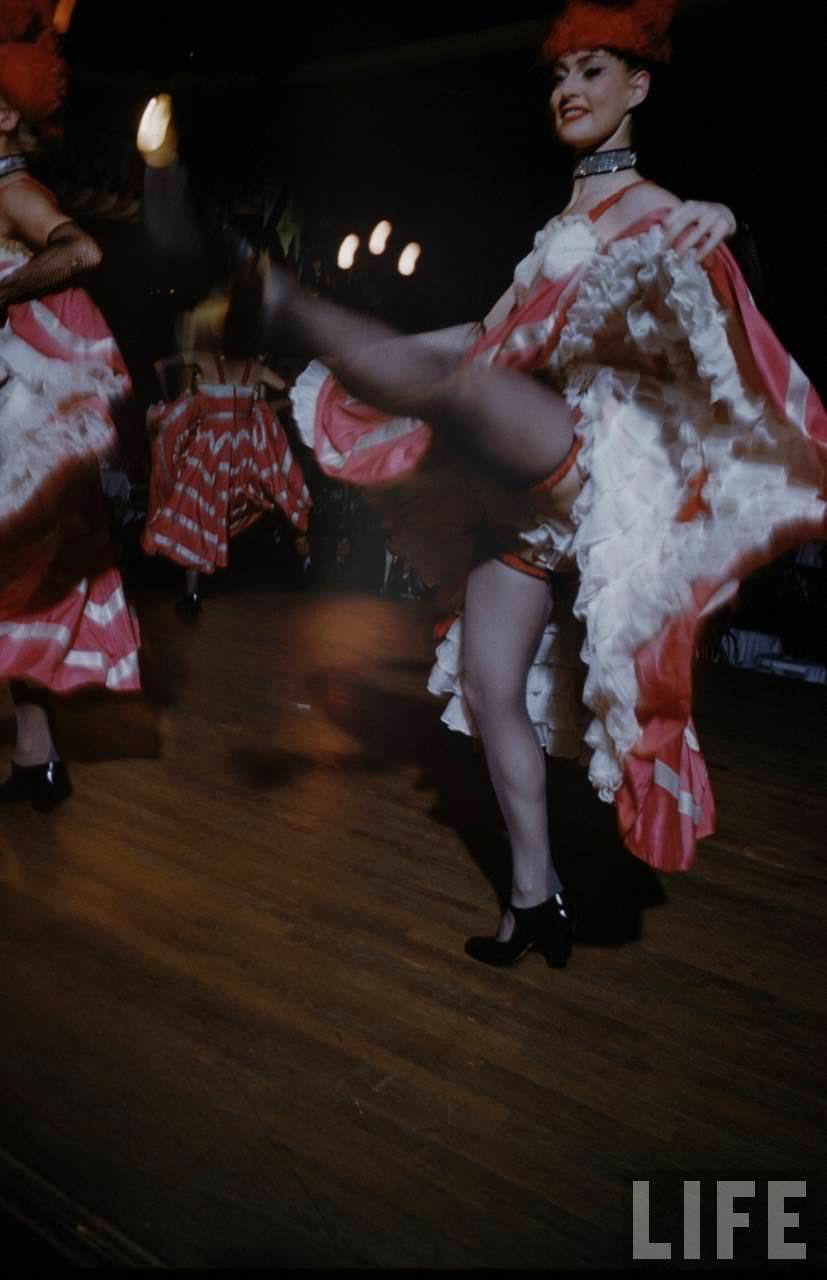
[337,234,360,270]
[369,220,392,255]
[398,243,422,277]
[53,0,79,32]
[137,95,177,168]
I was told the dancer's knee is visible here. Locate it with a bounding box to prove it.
[463,665,524,728]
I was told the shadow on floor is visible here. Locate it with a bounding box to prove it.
[302,665,668,948]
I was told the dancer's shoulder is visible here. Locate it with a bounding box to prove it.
[618,180,682,221]
[0,174,72,247]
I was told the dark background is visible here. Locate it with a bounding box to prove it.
[45,0,825,390]
[21,0,825,643]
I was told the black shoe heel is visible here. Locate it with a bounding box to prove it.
[175,591,202,619]
[540,892,577,969]
[465,891,576,969]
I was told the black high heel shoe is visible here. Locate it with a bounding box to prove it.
[0,760,73,812]
[175,591,202,619]
[464,892,576,969]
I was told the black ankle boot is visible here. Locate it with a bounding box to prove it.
[0,760,72,812]
[464,892,576,969]
[175,591,202,619]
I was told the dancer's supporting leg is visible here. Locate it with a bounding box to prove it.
[8,680,58,766]
[0,680,72,810]
[176,567,202,617]
[462,559,562,941]
[264,272,574,490]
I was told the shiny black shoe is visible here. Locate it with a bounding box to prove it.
[464,892,576,969]
[175,591,202,619]
[0,760,72,812]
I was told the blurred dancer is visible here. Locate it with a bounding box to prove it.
[0,3,141,812]
[142,273,311,614]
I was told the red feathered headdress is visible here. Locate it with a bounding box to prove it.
[543,0,679,66]
[0,1,66,122]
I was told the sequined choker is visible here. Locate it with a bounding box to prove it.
[573,148,638,179]
[0,154,28,180]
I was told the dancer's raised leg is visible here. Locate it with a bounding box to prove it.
[264,269,574,489]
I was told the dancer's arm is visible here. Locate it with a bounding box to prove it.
[0,180,102,314]
[603,185,737,262]
[153,351,202,399]
[253,363,287,393]
[253,362,290,408]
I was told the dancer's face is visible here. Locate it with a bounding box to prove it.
[549,49,650,153]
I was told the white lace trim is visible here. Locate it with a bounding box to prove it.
[426,608,588,759]
[290,358,422,476]
[430,226,825,798]
[550,227,823,798]
[291,359,334,456]
[512,214,600,299]
[0,372,116,522]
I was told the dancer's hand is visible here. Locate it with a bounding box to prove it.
[257,365,287,391]
[664,201,737,262]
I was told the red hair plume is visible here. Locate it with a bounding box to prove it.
[543,0,679,65]
[0,1,55,43]
[0,28,66,120]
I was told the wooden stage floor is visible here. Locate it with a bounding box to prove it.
[1,580,825,1268]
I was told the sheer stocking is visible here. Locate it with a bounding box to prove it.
[7,680,58,768]
[462,559,564,941]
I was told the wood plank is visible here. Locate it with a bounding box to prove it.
[1,584,824,1266]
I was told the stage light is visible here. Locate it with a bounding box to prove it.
[137,95,177,168]
[337,234,360,271]
[53,0,79,32]
[398,243,422,277]
[369,220,392,255]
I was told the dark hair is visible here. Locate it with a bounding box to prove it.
[221,275,263,359]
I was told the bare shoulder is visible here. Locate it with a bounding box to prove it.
[0,175,91,253]
[0,173,60,220]
[620,181,681,220]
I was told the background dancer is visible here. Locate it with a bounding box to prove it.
[142,272,311,615]
[0,2,141,812]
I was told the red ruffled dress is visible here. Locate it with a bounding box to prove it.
[290,190,827,874]
[142,356,311,573]
[0,238,141,694]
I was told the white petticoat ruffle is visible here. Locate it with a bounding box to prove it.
[289,217,825,809]
[431,224,825,800]
[291,358,329,454]
[426,587,589,758]
[512,214,601,300]
[0,337,120,526]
